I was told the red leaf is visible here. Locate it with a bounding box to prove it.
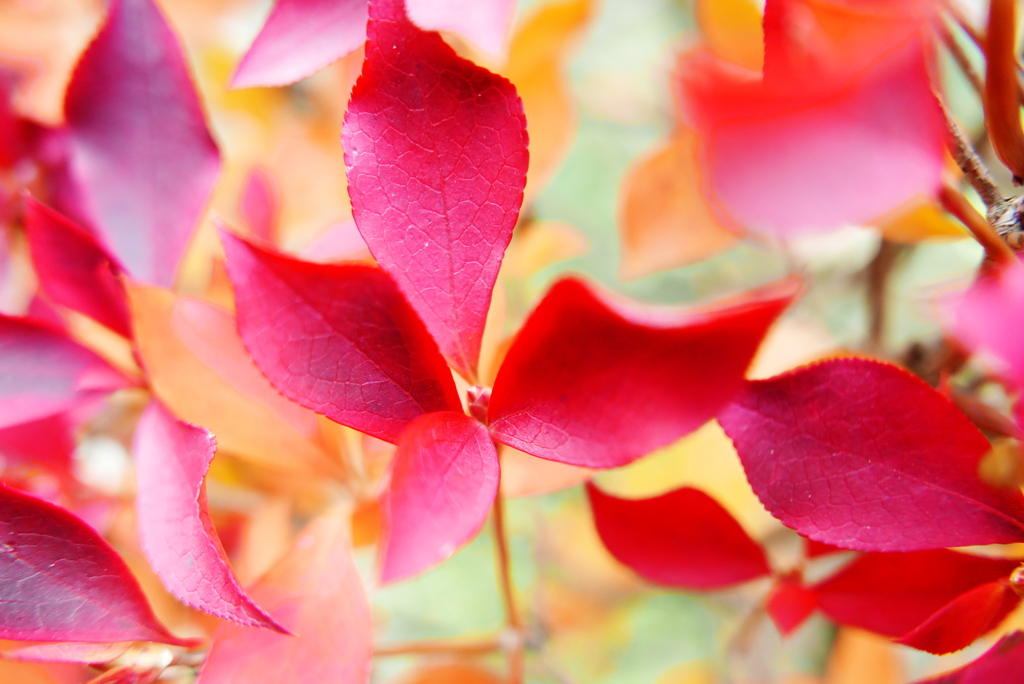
[197,507,372,683]
[897,580,1020,655]
[913,631,1024,684]
[586,482,770,590]
[488,277,796,468]
[221,231,461,444]
[133,401,283,632]
[0,315,131,430]
[766,576,818,636]
[232,0,367,89]
[815,550,1019,641]
[0,484,180,644]
[380,412,499,583]
[718,358,1024,550]
[343,0,528,379]
[406,0,516,54]
[0,413,76,472]
[239,168,279,243]
[64,0,221,287]
[23,196,131,338]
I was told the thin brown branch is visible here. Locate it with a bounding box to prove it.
[939,22,985,97]
[373,636,504,658]
[865,240,903,355]
[937,96,1004,209]
[492,485,525,683]
[939,183,1016,264]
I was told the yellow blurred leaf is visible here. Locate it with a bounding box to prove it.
[126,283,330,476]
[696,0,764,71]
[824,629,903,684]
[618,127,740,280]
[502,220,590,280]
[656,660,717,684]
[503,0,594,203]
[873,198,968,243]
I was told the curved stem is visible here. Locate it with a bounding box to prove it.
[492,483,526,683]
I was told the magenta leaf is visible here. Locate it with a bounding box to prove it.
[239,167,279,243]
[0,315,131,430]
[221,231,461,444]
[343,0,529,379]
[718,358,1024,550]
[232,0,368,89]
[0,413,76,472]
[586,482,770,590]
[914,631,1024,684]
[379,412,499,583]
[815,550,1019,646]
[488,277,797,468]
[0,484,181,644]
[64,0,221,287]
[133,401,284,632]
[406,0,516,54]
[23,195,131,338]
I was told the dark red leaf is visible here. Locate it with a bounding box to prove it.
[586,482,770,589]
[913,631,1024,684]
[0,315,131,430]
[380,412,499,583]
[133,401,284,632]
[718,358,1024,550]
[0,484,181,643]
[343,0,529,379]
[221,231,460,444]
[766,576,818,636]
[232,0,368,89]
[896,579,1020,654]
[23,196,131,338]
[815,549,1019,640]
[64,0,221,287]
[489,277,797,468]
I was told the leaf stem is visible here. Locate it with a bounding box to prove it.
[492,483,526,683]
[373,636,504,657]
[938,183,1015,264]
[937,96,1004,210]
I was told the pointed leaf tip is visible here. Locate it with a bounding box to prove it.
[343,0,528,379]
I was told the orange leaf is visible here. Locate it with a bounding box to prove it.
[695,0,763,71]
[985,0,1024,181]
[500,445,593,498]
[873,197,967,243]
[393,662,504,684]
[618,127,740,280]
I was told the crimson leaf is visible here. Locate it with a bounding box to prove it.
[380,412,499,583]
[586,482,770,589]
[64,0,221,287]
[221,231,461,444]
[914,631,1024,684]
[0,485,181,644]
[133,401,284,632]
[488,277,797,468]
[343,0,529,379]
[718,358,1024,550]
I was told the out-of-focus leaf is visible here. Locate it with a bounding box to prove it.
[406,0,515,54]
[502,0,592,202]
[766,576,818,636]
[719,358,1024,550]
[133,401,283,632]
[0,485,182,644]
[232,0,367,89]
[500,445,593,498]
[913,631,1024,683]
[618,127,739,280]
[489,277,797,468]
[984,0,1024,181]
[380,412,499,583]
[299,219,369,263]
[586,482,770,589]
[825,628,902,684]
[0,412,76,472]
[239,167,278,243]
[197,507,372,684]
[64,0,221,287]
[221,231,461,444]
[0,315,131,430]
[23,195,131,338]
[343,0,528,379]
[127,283,328,474]
[695,0,763,71]
[0,641,130,664]
[873,197,967,244]
[392,661,504,683]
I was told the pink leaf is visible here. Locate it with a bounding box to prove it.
[64,0,221,287]
[221,231,461,444]
[232,0,368,89]
[23,196,131,338]
[406,0,516,54]
[380,412,499,583]
[0,484,181,644]
[815,550,1019,642]
[586,482,770,589]
[197,507,372,684]
[133,401,284,632]
[0,315,131,430]
[896,580,1020,655]
[718,358,1024,550]
[488,277,797,468]
[766,576,818,636]
[343,0,529,379]
[239,168,279,243]
[913,631,1024,684]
